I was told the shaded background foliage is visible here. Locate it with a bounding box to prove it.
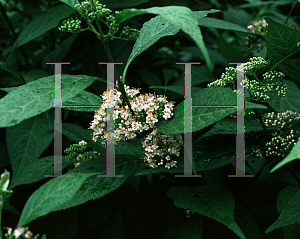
[1,0,300,238]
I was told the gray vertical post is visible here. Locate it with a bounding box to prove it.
[98,63,124,177]
[175,63,201,177]
[228,63,253,177]
[45,62,71,178]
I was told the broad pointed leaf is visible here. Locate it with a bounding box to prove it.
[167,185,246,239]
[0,75,97,128]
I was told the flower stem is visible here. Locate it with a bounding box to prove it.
[254,109,271,141]
[0,195,3,239]
[95,17,135,116]
[284,0,298,25]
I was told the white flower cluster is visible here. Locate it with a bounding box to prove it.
[142,127,183,169]
[5,226,40,239]
[89,85,182,169]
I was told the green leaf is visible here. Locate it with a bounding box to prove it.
[98,0,150,9]
[163,215,203,239]
[283,224,300,239]
[100,210,124,239]
[270,140,300,173]
[265,17,300,83]
[235,203,261,239]
[149,85,202,95]
[62,123,104,159]
[140,7,213,71]
[79,204,115,229]
[123,7,216,80]
[266,186,300,233]
[6,110,73,189]
[123,15,180,81]
[117,8,220,24]
[9,154,72,190]
[63,91,103,112]
[17,172,98,227]
[0,144,10,168]
[59,0,79,9]
[0,75,97,128]
[0,63,22,80]
[245,101,268,110]
[43,34,78,66]
[3,198,21,216]
[12,5,75,50]
[22,69,49,83]
[136,135,237,176]
[62,123,144,156]
[277,186,300,213]
[0,87,19,93]
[136,68,163,94]
[197,17,249,33]
[167,185,246,239]
[196,114,264,141]
[62,123,106,155]
[193,9,222,19]
[156,87,237,134]
[116,9,149,24]
[7,110,53,189]
[268,80,300,115]
[55,155,141,211]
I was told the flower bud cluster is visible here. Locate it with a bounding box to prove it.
[74,1,90,11]
[237,57,268,75]
[75,1,112,21]
[106,15,119,35]
[243,77,271,101]
[120,26,140,40]
[265,129,300,158]
[61,0,139,40]
[64,140,101,168]
[208,57,286,102]
[184,208,194,218]
[262,111,300,131]
[4,226,40,239]
[246,111,300,159]
[58,18,81,32]
[207,67,236,88]
[89,3,112,20]
[89,85,175,146]
[246,145,263,158]
[263,71,285,82]
[262,71,287,97]
[141,127,183,169]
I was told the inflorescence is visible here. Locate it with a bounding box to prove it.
[59,0,139,40]
[246,110,300,159]
[207,57,287,102]
[88,85,183,169]
[64,140,101,169]
[245,19,300,53]
[4,226,40,239]
[142,127,183,169]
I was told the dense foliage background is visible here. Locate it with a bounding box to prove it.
[1,0,300,238]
